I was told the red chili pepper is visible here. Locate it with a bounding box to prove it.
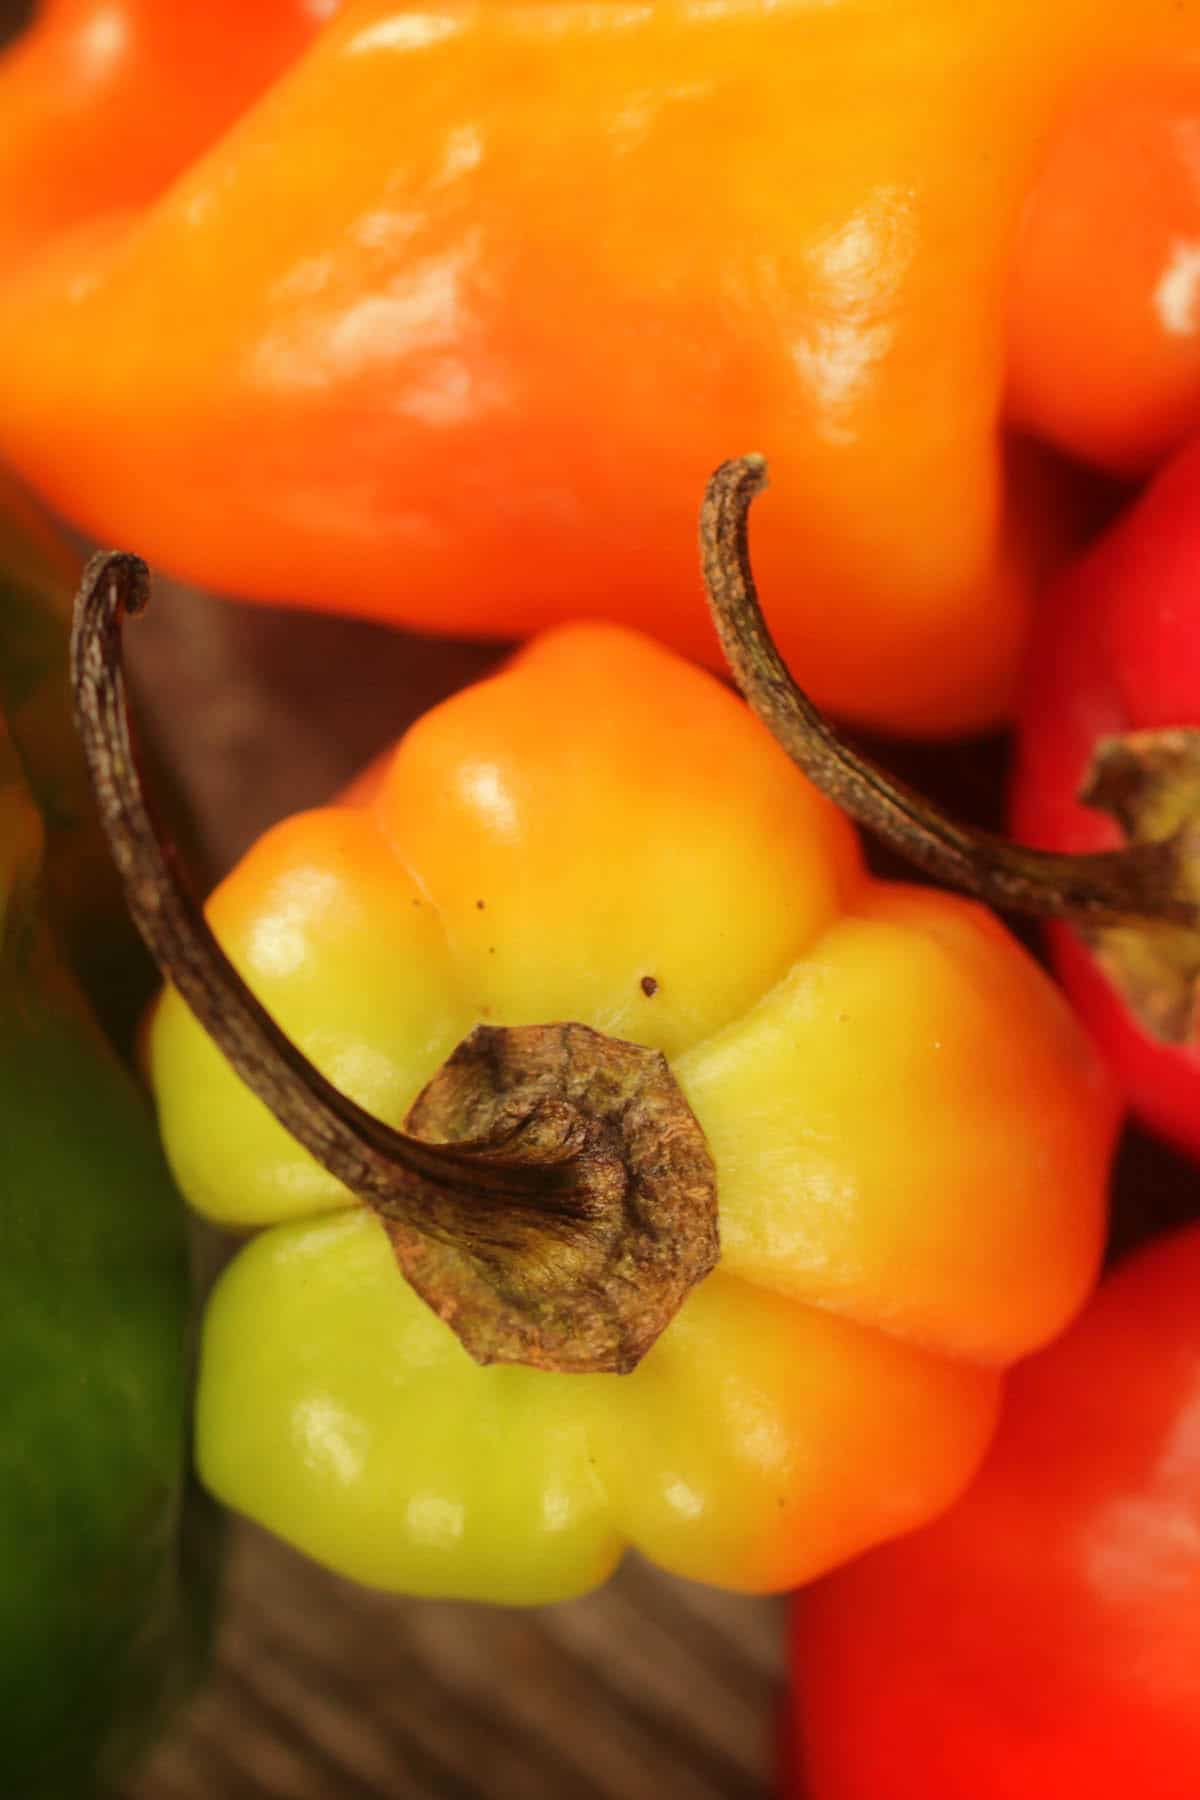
[786,1222,1200,1800]
[1011,439,1200,1159]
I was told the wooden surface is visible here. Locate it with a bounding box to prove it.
[125,1521,782,1800]
[114,586,786,1800]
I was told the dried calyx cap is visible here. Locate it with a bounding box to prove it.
[700,454,1200,1045]
[71,552,718,1375]
[1079,732,1200,1042]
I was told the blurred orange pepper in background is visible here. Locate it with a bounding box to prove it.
[6,1,1200,734]
[0,0,336,267]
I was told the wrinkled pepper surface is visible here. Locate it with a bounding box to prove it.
[142,622,1118,1603]
[6,2,1200,735]
[788,1224,1200,1800]
[0,496,211,1792]
[1011,434,1200,1161]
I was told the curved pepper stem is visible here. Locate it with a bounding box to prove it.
[71,554,718,1374]
[701,456,1200,1041]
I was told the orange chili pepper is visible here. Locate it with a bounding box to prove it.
[1008,69,1200,475]
[0,1,335,268]
[3,0,1200,733]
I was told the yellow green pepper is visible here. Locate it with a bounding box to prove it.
[73,553,1118,1605]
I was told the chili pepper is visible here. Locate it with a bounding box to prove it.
[0,503,213,1792]
[9,2,1200,736]
[72,538,1117,1607]
[0,0,334,268]
[786,1222,1200,1800]
[1008,67,1200,476]
[1010,437,1200,1160]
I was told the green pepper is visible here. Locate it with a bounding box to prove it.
[0,483,214,1794]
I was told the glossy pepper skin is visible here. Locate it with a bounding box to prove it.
[148,623,1117,1603]
[787,1225,1200,1800]
[1010,438,1200,1160]
[0,509,208,1792]
[7,8,1200,735]
[0,0,335,267]
[1008,68,1200,476]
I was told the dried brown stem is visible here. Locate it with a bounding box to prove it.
[71,552,718,1372]
[699,456,1200,933]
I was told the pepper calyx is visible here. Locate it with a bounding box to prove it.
[1079,730,1200,1042]
[399,1019,718,1371]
